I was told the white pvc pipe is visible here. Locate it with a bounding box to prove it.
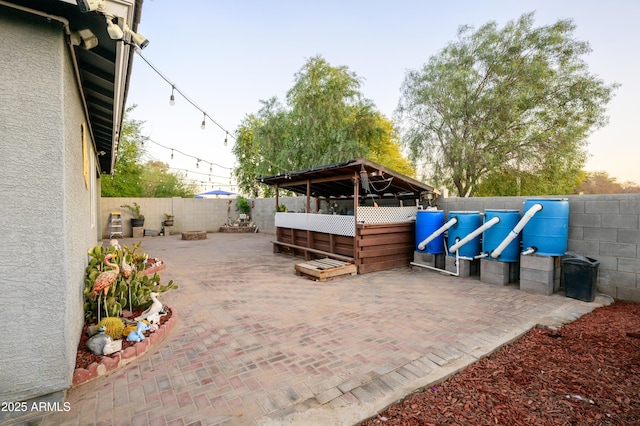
[411,250,460,276]
[417,218,458,251]
[449,216,500,253]
[490,203,543,259]
[521,247,537,256]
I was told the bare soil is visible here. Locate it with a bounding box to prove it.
[363,301,640,425]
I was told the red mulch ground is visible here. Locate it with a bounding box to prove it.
[75,307,172,370]
[362,301,640,426]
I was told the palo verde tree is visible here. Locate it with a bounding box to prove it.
[233,55,413,196]
[398,12,618,197]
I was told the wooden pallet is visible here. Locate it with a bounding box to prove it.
[294,258,357,281]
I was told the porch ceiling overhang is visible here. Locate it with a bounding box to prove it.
[257,158,438,199]
[1,0,143,174]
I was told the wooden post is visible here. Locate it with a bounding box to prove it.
[353,172,359,268]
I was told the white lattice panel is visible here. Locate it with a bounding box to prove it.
[307,214,355,236]
[357,206,418,224]
[275,213,355,236]
[275,212,307,229]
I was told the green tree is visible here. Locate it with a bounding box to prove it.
[101,107,146,197]
[578,171,640,194]
[101,107,198,197]
[141,161,199,197]
[233,56,414,196]
[398,12,618,197]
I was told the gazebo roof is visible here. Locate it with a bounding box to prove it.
[257,158,437,199]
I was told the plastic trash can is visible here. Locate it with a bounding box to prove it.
[562,252,599,302]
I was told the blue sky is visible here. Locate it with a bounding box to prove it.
[127,0,640,192]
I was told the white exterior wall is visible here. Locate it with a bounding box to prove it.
[0,14,96,402]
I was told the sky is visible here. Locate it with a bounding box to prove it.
[126,0,640,193]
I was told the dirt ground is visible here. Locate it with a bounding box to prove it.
[362,301,640,426]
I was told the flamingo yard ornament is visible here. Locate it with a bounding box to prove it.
[91,253,120,322]
[120,255,134,314]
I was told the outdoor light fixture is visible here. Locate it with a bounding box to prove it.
[77,0,105,13]
[123,24,149,49]
[105,15,123,40]
[70,28,98,50]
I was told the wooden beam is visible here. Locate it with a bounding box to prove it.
[271,241,354,263]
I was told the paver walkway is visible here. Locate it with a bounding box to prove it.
[33,233,609,425]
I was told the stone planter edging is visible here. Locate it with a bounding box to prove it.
[72,309,177,387]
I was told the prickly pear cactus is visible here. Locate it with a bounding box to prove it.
[83,243,178,322]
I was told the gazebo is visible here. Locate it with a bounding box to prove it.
[258,158,438,274]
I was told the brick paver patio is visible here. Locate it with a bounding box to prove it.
[31,233,608,426]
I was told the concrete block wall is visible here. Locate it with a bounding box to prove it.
[436,194,640,302]
[101,194,639,302]
[101,196,315,237]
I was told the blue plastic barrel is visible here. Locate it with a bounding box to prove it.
[447,211,482,258]
[522,199,569,256]
[483,209,521,262]
[415,210,445,254]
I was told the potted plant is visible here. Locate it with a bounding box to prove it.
[121,202,145,227]
[236,196,251,221]
[163,213,174,227]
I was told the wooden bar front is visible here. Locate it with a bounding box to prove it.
[274,220,416,274]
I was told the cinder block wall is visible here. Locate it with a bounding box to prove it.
[101,194,639,301]
[436,194,640,302]
[101,196,314,237]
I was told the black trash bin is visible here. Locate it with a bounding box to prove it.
[562,252,599,302]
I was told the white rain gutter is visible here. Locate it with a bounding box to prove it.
[417,217,458,251]
[449,216,500,253]
[490,203,543,259]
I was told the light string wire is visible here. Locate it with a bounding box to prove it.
[133,48,293,185]
[133,47,235,142]
[145,138,233,172]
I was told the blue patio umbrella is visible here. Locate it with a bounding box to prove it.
[196,189,236,198]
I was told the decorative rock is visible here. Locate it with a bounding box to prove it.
[73,307,176,387]
[86,326,112,355]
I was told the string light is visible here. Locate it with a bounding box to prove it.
[170,149,174,159]
[196,159,200,168]
[133,48,237,142]
[200,113,206,130]
[224,131,228,147]
[169,85,175,106]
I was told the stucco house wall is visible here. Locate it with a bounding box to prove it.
[0,12,97,402]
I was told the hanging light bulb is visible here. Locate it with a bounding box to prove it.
[201,113,206,129]
[170,149,174,160]
[209,175,211,182]
[169,85,175,106]
[224,131,228,147]
[196,159,200,168]
[209,164,212,173]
